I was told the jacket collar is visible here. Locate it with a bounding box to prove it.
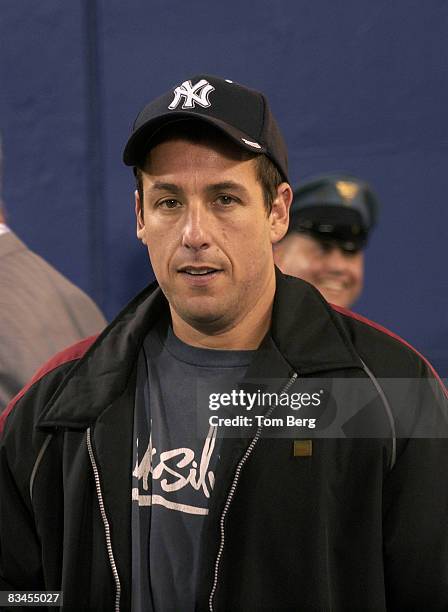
[38,268,362,429]
[270,268,362,374]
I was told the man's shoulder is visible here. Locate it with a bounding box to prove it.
[331,304,445,386]
[0,335,98,437]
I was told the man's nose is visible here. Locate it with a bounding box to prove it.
[181,203,210,251]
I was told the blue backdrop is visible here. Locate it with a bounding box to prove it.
[1,0,447,375]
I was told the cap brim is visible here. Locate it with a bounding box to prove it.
[291,205,368,232]
[295,227,367,251]
[123,112,267,166]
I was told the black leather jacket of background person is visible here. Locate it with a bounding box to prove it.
[1,270,447,611]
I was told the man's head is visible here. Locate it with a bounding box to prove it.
[123,76,292,345]
[274,174,379,308]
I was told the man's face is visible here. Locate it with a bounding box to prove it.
[135,135,290,336]
[274,233,364,308]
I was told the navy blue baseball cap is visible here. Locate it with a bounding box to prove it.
[123,74,289,181]
[289,173,380,251]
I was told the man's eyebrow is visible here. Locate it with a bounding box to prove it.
[147,181,251,197]
[205,181,250,197]
[148,181,183,194]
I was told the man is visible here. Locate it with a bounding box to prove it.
[0,75,447,611]
[274,174,379,308]
[0,137,106,409]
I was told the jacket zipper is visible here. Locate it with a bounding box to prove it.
[86,427,122,612]
[208,372,298,612]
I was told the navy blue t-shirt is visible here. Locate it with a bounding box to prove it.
[131,322,255,612]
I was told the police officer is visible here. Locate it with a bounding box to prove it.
[274,173,379,308]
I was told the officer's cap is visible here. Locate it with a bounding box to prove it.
[289,173,379,251]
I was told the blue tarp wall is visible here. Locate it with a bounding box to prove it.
[1,1,447,375]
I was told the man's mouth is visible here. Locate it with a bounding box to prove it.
[178,266,222,276]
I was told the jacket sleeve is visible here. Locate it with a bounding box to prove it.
[0,430,45,588]
[382,363,448,610]
[0,336,96,590]
[0,352,78,589]
[0,395,46,589]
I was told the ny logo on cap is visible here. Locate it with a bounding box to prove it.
[168,79,215,110]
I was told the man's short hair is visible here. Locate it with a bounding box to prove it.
[134,120,283,215]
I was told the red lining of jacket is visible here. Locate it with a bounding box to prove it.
[331,304,448,399]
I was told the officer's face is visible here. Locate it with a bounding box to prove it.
[135,135,291,344]
[274,233,364,308]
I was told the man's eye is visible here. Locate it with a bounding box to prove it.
[159,199,180,209]
[215,195,236,206]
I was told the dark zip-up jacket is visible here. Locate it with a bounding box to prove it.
[1,271,447,611]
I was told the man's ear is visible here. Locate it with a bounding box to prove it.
[269,182,293,244]
[135,189,147,245]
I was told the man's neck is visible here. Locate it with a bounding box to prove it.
[170,285,275,350]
